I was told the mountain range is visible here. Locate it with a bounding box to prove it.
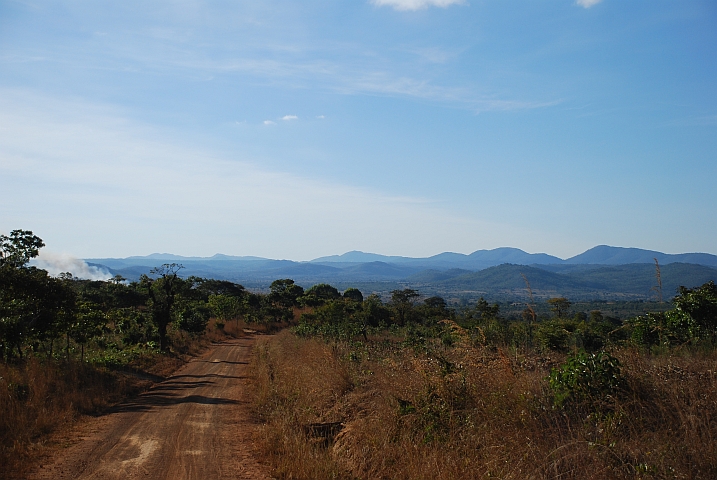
[86,246,717,301]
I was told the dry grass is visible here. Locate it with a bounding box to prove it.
[251,332,717,479]
[0,357,149,478]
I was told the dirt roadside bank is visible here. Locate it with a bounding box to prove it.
[27,336,272,480]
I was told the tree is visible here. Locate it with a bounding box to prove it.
[176,301,211,335]
[208,294,242,322]
[269,279,304,309]
[548,297,572,319]
[0,230,45,268]
[300,283,341,307]
[0,265,74,360]
[390,289,420,326]
[343,288,364,303]
[419,296,451,324]
[0,230,76,360]
[672,281,717,342]
[473,297,500,320]
[139,263,188,351]
[360,294,390,327]
[70,301,106,362]
[196,279,246,299]
[672,281,717,336]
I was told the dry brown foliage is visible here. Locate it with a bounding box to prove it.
[251,331,717,479]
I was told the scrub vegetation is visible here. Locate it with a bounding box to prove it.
[251,283,717,479]
[2,230,716,479]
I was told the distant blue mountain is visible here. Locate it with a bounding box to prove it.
[311,247,563,269]
[466,247,562,267]
[565,245,717,267]
[85,245,717,299]
[124,253,269,262]
[311,251,404,263]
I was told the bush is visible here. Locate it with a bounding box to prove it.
[176,303,210,335]
[548,350,625,409]
[535,320,572,352]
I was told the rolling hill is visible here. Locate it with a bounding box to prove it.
[85,245,717,299]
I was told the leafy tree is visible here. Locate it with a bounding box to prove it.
[208,294,243,322]
[0,230,45,268]
[672,281,717,342]
[419,296,451,324]
[548,297,572,319]
[242,292,264,323]
[299,283,341,307]
[390,288,420,326]
[112,308,154,346]
[343,288,363,303]
[176,301,211,335]
[196,279,246,299]
[70,301,106,362]
[359,294,390,327]
[0,266,70,359]
[260,279,303,324]
[139,263,189,351]
[0,231,75,360]
[473,297,500,320]
[269,279,304,308]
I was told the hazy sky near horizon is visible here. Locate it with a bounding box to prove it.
[1,0,715,261]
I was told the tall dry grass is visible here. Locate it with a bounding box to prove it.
[0,358,149,478]
[251,331,717,479]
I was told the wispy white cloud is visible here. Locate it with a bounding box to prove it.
[335,72,561,113]
[371,0,466,11]
[281,115,298,121]
[0,4,553,116]
[0,89,523,259]
[263,119,276,125]
[316,115,325,119]
[575,0,602,8]
[155,55,557,113]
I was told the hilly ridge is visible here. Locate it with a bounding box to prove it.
[86,245,717,300]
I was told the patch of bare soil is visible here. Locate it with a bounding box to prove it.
[27,337,272,480]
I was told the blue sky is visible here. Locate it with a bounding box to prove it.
[1,0,715,260]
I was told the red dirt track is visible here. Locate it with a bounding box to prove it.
[29,337,271,480]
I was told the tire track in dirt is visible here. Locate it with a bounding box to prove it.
[29,337,272,480]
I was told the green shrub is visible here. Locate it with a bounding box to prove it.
[548,350,625,409]
[536,320,571,352]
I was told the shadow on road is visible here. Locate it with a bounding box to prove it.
[150,381,216,391]
[109,393,241,413]
[169,374,248,380]
[193,360,249,365]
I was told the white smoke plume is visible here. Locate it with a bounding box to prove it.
[31,251,113,281]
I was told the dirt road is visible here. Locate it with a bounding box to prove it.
[29,337,272,480]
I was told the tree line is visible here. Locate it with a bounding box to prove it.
[0,230,303,361]
[3,230,716,362]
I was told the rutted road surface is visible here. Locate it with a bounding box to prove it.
[30,337,272,480]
